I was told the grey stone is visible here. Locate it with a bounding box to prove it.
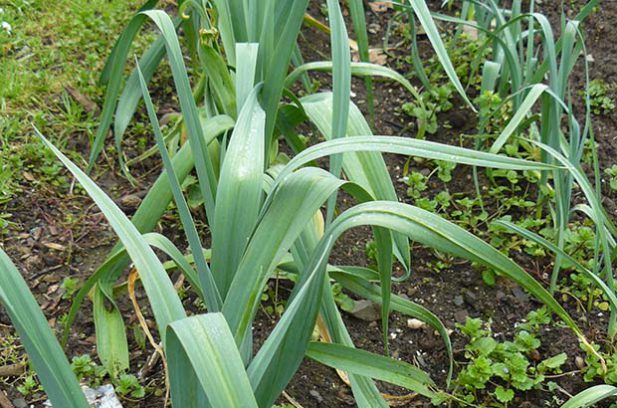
[13,398,28,408]
[511,287,529,303]
[350,300,381,322]
[309,390,324,403]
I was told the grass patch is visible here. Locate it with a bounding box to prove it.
[0,0,146,214]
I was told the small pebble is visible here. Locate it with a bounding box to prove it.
[407,318,426,330]
[13,399,27,408]
[309,390,323,403]
[575,356,586,370]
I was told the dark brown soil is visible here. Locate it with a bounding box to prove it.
[1,1,617,407]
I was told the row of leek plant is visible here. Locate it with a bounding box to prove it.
[412,0,617,338]
[73,0,470,379]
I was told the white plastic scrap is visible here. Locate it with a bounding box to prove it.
[44,384,123,408]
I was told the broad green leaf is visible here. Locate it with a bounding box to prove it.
[324,0,351,227]
[99,0,159,84]
[331,267,453,387]
[138,233,204,299]
[92,289,129,377]
[112,36,166,169]
[142,10,218,224]
[38,132,186,341]
[301,93,411,274]
[137,61,222,312]
[211,85,265,297]
[562,385,617,408]
[324,0,350,146]
[406,0,475,110]
[89,0,171,172]
[223,168,346,344]
[307,342,437,398]
[271,136,556,198]
[286,62,423,103]
[260,0,310,144]
[166,314,258,408]
[326,201,582,337]
[347,0,374,122]
[235,43,259,113]
[210,0,240,64]
[490,84,549,153]
[201,44,237,117]
[0,249,89,407]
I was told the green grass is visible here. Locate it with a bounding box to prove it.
[0,0,146,214]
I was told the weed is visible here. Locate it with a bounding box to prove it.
[454,311,566,406]
[17,374,42,397]
[60,277,80,300]
[405,171,429,199]
[70,355,106,387]
[331,283,355,313]
[605,165,617,191]
[585,79,616,116]
[114,373,145,399]
[580,343,617,385]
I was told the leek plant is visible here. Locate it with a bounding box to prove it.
[422,0,617,336]
[0,65,603,406]
[77,0,471,376]
[0,1,613,408]
[562,385,617,408]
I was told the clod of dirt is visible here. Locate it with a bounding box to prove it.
[454,309,469,324]
[118,194,143,210]
[419,331,440,351]
[43,254,62,267]
[511,287,529,303]
[445,110,467,129]
[462,289,477,306]
[350,300,381,322]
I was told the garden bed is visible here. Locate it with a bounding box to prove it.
[1,0,617,407]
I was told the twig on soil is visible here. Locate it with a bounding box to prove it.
[0,390,14,408]
[544,369,581,379]
[128,268,169,406]
[282,391,304,408]
[138,350,161,380]
[0,363,25,377]
[554,383,575,399]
